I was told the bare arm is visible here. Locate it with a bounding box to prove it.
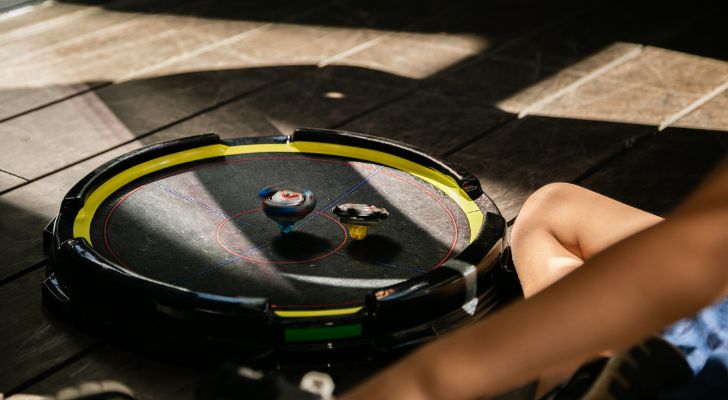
[343,159,728,400]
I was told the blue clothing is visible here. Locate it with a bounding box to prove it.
[660,296,728,398]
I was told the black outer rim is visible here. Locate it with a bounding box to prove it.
[44,128,510,356]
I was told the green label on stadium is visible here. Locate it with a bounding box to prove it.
[285,323,362,342]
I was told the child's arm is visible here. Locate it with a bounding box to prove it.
[342,159,728,400]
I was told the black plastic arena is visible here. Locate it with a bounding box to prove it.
[43,128,513,360]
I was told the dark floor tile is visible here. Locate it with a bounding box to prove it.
[449,116,652,220]
[580,128,728,215]
[21,346,202,400]
[341,88,513,154]
[0,144,137,281]
[495,0,714,70]
[0,268,96,392]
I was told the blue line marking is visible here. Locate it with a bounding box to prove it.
[292,166,382,230]
[175,235,268,284]
[154,182,262,230]
[333,251,425,273]
[165,165,425,284]
[174,256,241,284]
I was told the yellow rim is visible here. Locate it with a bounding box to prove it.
[72,140,485,318]
[273,306,363,318]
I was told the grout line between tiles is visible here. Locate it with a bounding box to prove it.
[2,0,186,67]
[0,260,45,288]
[6,343,105,396]
[122,0,346,81]
[658,78,728,131]
[0,0,98,42]
[0,168,30,181]
[517,44,644,118]
[316,7,454,68]
[317,32,390,68]
[0,75,294,197]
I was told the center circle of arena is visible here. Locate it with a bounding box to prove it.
[216,209,349,264]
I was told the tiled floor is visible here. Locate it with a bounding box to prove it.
[1,0,726,398]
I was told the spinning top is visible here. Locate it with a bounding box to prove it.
[332,203,388,240]
[259,186,316,234]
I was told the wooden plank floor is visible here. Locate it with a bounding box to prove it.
[1,0,726,398]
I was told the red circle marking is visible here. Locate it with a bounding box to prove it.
[216,209,348,264]
[103,156,460,273]
[103,185,147,268]
[374,167,459,269]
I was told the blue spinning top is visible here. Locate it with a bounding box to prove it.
[258,186,316,234]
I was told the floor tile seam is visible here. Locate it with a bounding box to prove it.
[0,0,588,127]
[0,1,350,125]
[0,260,45,289]
[440,116,517,158]
[6,342,105,396]
[595,73,727,96]
[530,76,665,116]
[316,4,466,68]
[326,4,599,134]
[1,0,190,68]
[319,1,534,59]
[0,75,295,196]
[658,79,728,131]
[0,168,29,181]
[0,1,98,45]
[0,7,477,194]
[0,82,105,126]
[0,0,430,126]
[116,22,280,82]
[482,48,728,96]
[480,52,588,75]
[150,0,351,78]
[486,5,597,57]
[505,125,658,227]
[516,45,644,118]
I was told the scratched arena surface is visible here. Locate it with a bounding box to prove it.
[1,0,727,398]
[91,154,471,305]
